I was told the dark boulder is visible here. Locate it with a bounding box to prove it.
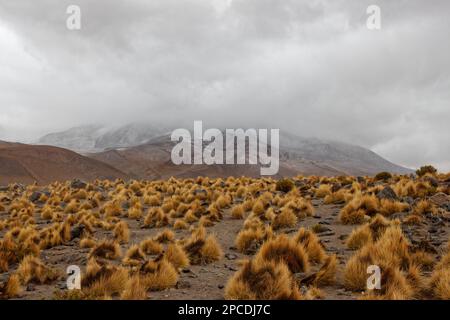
[71,179,87,189]
[376,186,398,201]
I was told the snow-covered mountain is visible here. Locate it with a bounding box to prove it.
[37,124,413,177]
[37,123,170,153]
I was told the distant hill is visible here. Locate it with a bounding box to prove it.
[88,131,413,179]
[0,141,129,185]
[35,123,413,179]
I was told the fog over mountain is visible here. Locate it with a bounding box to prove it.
[1,1,450,171]
[36,123,412,177]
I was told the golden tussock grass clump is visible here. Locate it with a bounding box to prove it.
[144,208,169,228]
[225,259,300,300]
[140,258,179,291]
[0,274,21,299]
[231,204,245,219]
[80,237,97,249]
[409,251,435,271]
[413,200,437,216]
[164,243,190,269]
[103,201,122,217]
[367,214,392,240]
[89,240,122,260]
[360,264,414,300]
[242,199,254,212]
[339,207,367,225]
[123,245,146,266]
[235,225,272,254]
[173,219,188,230]
[199,235,223,262]
[140,238,163,255]
[294,228,326,264]
[40,206,54,220]
[429,263,450,299]
[128,205,143,220]
[378,199,409,216]
[324,189,351,205]
[251,199,265,216]
[346,225,373,250]
[344,224,413,294]
[315,184,332,198]
[304,287,325,300]
[64,199,80,214]
[199,216,215,227]
[82,259,129,298]
[184,209,199,223]
[113,221,130,243]
[216,195,231,209]
[144,195,161,207]
[264,207,276,221]
[255,234,309,274]
[313,254,337,286]
[183,232,223,265]
[272,208,297,230]
[343,243,377,291]
[403,214,423,225]
[284,198,315,218]
[243,216,264,230]
[275,179,295,193]
[17,256,59,285]
[154,229,175,244]
[161,200,174,213]
[120,275,147,300]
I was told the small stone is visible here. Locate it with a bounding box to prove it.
[70,224,85,240]
[225,253,238,260]
[218,284,225,289]
[225,264,238,271]
[338,234,348,241]
[176,281,191,289]
[26,284,35,292]
[29,191,42,203]
[319,231,335,237]
[70,179,87,189]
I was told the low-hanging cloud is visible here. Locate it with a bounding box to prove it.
[0,0,449,171]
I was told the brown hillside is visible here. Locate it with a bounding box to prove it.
[0,141,129,185]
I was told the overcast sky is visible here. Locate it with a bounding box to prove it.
[0,0,449,171]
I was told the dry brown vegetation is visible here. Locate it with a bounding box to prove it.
[0,172,449,300]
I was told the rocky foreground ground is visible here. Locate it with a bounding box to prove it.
[1,173,449,300]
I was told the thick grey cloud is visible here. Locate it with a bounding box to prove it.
[0,0,449,171]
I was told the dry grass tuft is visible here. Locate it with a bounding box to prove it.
[140,258,179,291]
[272,208,297,230]
[113,221,130,243]
[165,243,190,269]
[140,239,163,255]
[89,240,122,260]
[225,259,300,300]
[256,234,309,274]
[120,275,147,300]
[17,256,59,285]
[294,228,326,264]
